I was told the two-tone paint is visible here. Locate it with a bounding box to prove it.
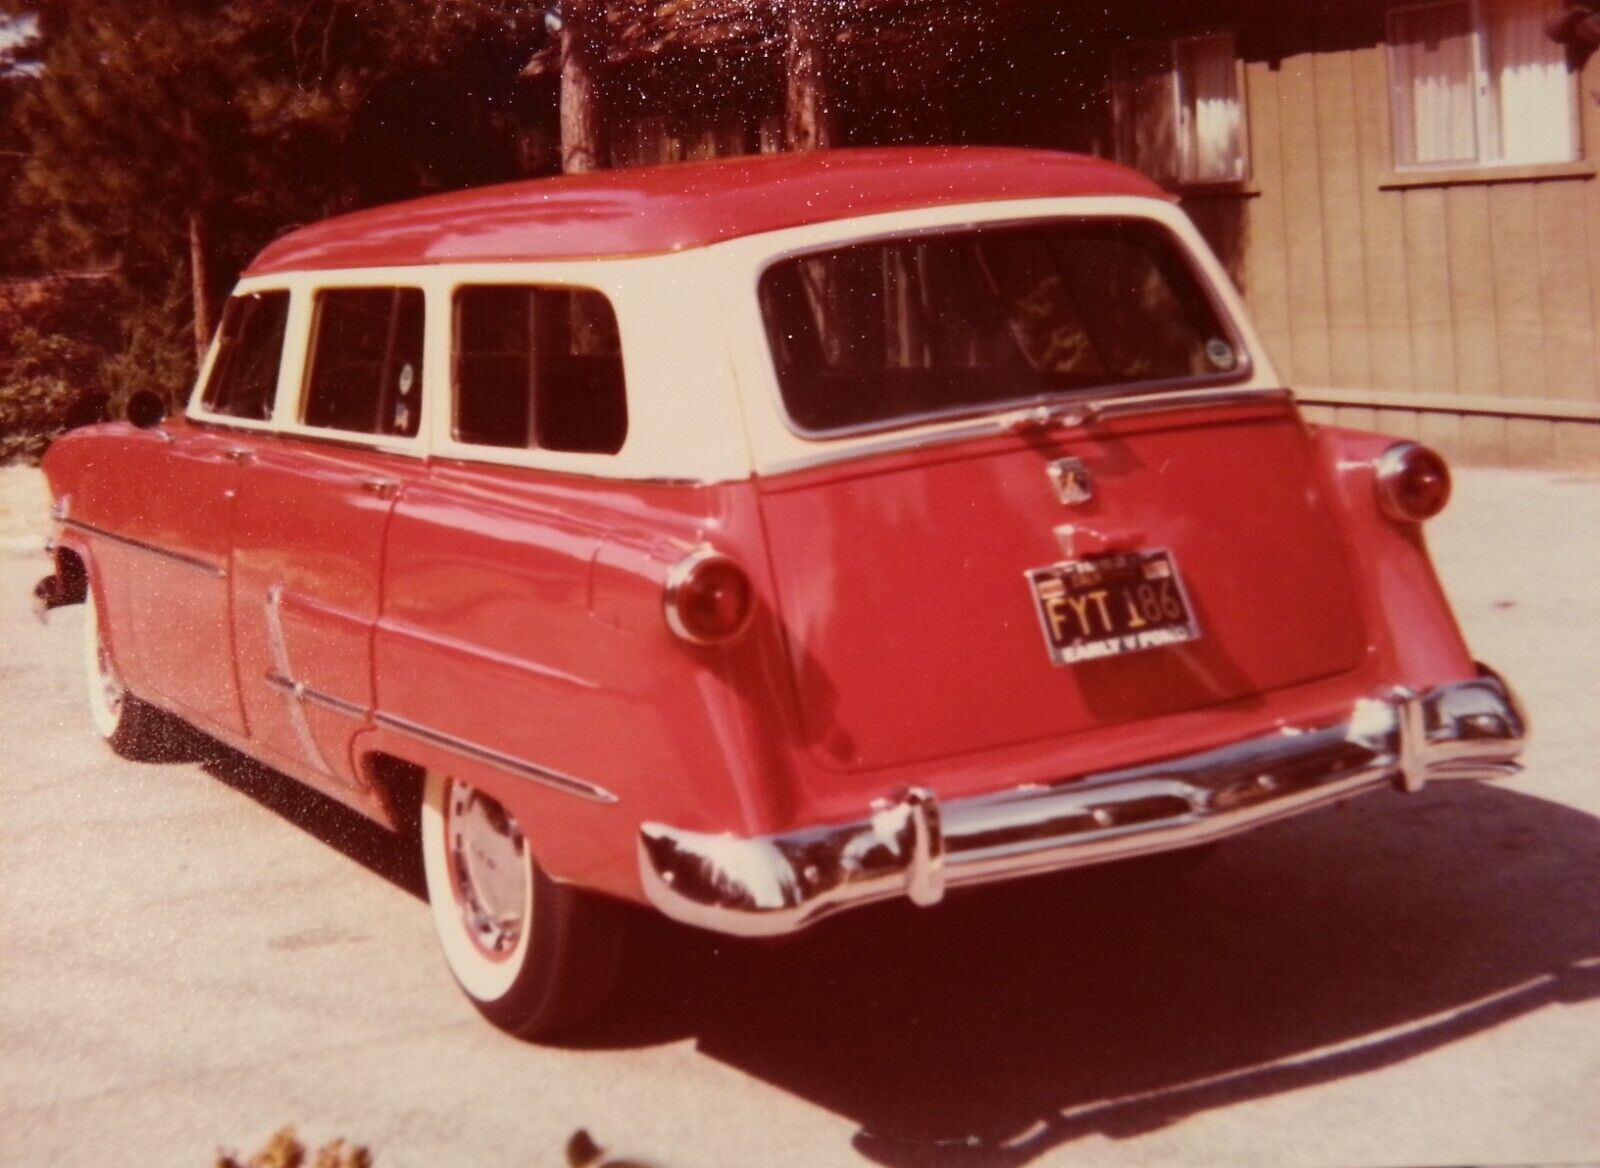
[38,147,1523,922]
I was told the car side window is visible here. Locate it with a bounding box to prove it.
[302,287,424,438]
[453,285,627,455]
[201,292,291,421]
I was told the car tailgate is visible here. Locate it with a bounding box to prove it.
[756,399,1367,773]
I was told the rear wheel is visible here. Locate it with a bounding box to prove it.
[420,770,624,1039]
[83,588,161,758]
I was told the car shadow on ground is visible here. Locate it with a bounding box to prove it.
[172,725,1600,1167]
[590,782,1600,1167]
[156,719,428,900]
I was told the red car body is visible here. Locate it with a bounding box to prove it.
[35,147,1525,1037]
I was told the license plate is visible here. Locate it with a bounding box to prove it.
[1026,549,1201,666]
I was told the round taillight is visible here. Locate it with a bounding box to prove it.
[664,548,754,645]
[1375,442,1452,522]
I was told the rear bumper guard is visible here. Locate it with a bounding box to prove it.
[638,669,1527,937]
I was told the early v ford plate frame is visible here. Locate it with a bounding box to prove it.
[1026,549,1202,666]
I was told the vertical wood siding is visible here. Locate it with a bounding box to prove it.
[1218,42,1600,464]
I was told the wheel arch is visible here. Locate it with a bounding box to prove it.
[358,750,426,835]
[51,544,90,606]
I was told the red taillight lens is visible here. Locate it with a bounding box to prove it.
[664,549,754,645]
[1375,442,1452,522]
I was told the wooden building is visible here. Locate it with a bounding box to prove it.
[521,0,1600,464]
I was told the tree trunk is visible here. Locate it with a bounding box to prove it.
[560,1,605,173]
[785,1,836,152]
[188,209,213,364]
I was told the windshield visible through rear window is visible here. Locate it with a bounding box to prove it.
[758,218,1244,436]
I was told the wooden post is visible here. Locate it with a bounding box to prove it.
[785,0,836,151]
[188,208,213,364]
[560,0,605,173]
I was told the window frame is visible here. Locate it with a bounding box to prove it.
[1386,0,1583,172]
[448,280,630,458]
[194,290,294,426]
[753,213,1256,443]
[1111,30,1252,190]
[298,284,427,442]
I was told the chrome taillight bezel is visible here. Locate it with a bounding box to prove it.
[1375,441,1453,523]
[663,546,755,646]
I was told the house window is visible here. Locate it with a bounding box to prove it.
[1113,33,1248,186]
[1388,0,1580,168]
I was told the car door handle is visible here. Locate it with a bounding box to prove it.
[358,476,400,498]
[225,446,255,463]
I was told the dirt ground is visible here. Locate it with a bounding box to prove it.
[1,460,1596,1168]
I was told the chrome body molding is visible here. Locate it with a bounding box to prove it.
[263,585,337,776]
[638,669,1526,938]
[60,518,227,579]
[759,388,1295,478]
[263,671,370,721]
[1047,457,1095,506]
[372,711,620,805]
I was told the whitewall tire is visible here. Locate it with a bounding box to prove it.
[420,770,625,1039]
[83,587,160,758]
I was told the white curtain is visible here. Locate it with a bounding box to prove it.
[1178,35,1245,181]
[1390,2,1480,165]
[1487,0,1579,162]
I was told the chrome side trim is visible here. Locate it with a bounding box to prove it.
[376,619,601,691]
[264,671,370,721]
[372,711,619,805]
[263,585,337,777]
[61,518,227,579]
[639,669,1526,938]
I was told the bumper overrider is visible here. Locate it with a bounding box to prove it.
[638,669,1527,937]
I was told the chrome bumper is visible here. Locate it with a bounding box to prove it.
[638,670,1526,937]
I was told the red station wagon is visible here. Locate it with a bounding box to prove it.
[34,147,1527,1038]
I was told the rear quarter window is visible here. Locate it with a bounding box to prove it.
[453,285,628,456]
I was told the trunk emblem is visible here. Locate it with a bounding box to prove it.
[1048,458,1094,506]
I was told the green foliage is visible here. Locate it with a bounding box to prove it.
[0,275,120,462]
[0,328,96,462]
[0,0,547,454]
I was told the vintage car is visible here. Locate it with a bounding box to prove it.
[34,146,1527,1038]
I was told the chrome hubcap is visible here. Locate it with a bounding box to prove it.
[446,784,528,956]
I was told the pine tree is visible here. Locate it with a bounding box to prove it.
[3,0,544,407]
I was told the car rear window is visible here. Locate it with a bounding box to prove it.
[302,287,424,438]
[201,291,290,421]
[453,285,628,456]
[758,219,1244,436]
